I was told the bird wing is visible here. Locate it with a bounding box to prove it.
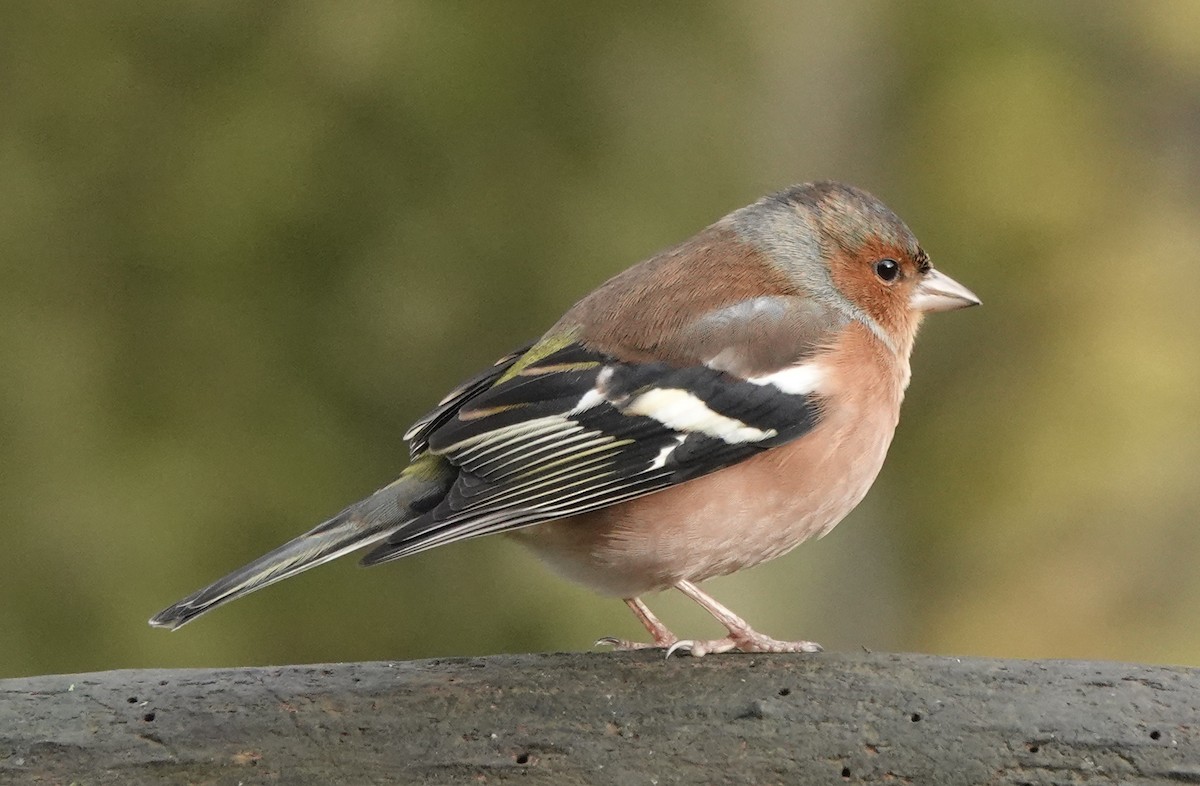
[362,299,835,565]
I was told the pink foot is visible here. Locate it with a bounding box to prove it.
[666,580,824,658]
[665,633,823,658]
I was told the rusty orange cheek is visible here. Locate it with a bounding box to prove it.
[827,246,915,334]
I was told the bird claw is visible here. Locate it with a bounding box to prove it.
[664,640,689,659]
[665,640,698,659]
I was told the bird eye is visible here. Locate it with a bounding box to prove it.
[874,258,900,283]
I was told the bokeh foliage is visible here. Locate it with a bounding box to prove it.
[3,2,1199,677]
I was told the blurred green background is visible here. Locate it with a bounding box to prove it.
[3,2,1199,678]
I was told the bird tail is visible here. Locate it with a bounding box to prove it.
[148,457,454,630]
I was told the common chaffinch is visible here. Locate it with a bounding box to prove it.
[151,181,979,656]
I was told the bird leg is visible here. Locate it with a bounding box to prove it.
[596,597,680,650]
[665,580,823,658]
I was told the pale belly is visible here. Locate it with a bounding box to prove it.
[509,404,896,598]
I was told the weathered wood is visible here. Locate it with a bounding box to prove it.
[1,651,1198,784]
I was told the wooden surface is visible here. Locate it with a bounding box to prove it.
[2,651,1198,784]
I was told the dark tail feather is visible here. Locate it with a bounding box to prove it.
[148,459,453,630]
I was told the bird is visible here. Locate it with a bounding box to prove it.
[149,181,979,656]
